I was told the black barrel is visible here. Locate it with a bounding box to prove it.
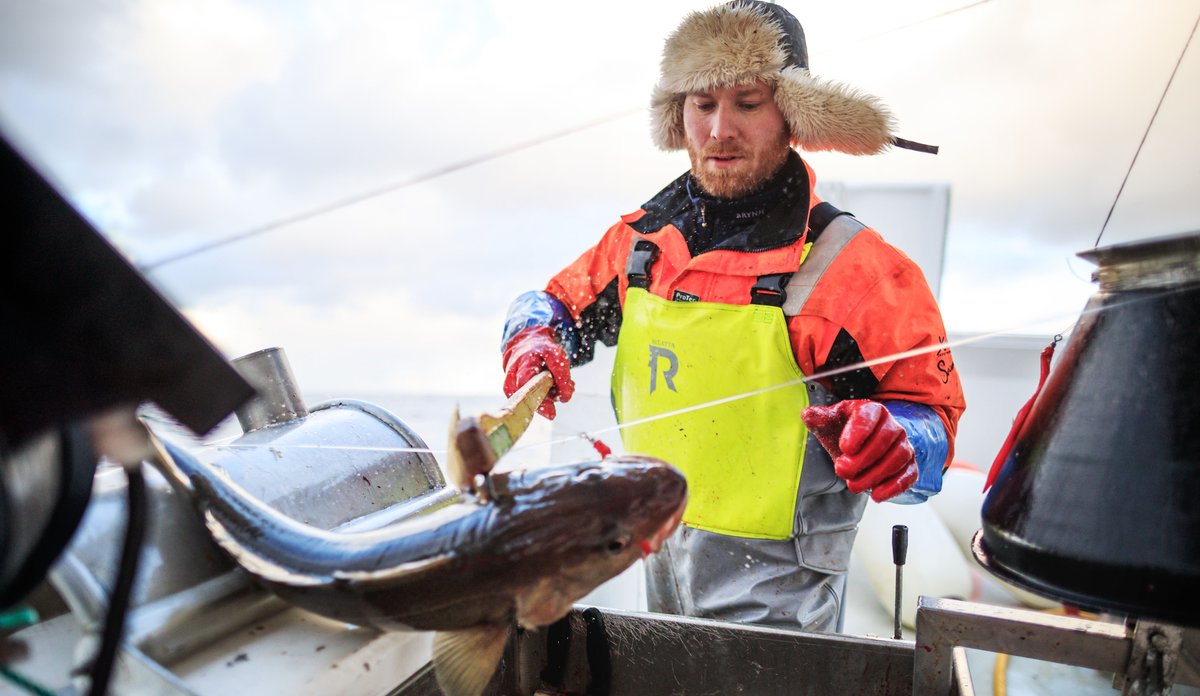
[976,231,1200,627]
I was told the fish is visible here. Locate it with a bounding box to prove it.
[148,435,687,696]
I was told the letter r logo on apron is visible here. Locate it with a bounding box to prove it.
[647,345,679,393]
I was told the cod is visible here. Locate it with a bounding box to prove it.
[151,434,687,696]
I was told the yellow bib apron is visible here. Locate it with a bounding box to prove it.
[612,287,809,540]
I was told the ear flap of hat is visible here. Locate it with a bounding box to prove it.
[774,66,896,155]
[650,86,687,151]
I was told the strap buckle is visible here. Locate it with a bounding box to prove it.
[626,239,660,289]
[750,272,792,307]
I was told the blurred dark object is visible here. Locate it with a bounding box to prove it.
[977,231,1200,627]
[0,132,253,611]
[0,134,254,448]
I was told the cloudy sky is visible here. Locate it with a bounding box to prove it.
[2,0,1197,398]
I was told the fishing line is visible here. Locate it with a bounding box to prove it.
[210,443,450,456]
[508,285,1173,455]
[1093,10,1199,249]
[188,284,1183,463]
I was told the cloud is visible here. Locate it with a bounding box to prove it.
[3,0,1198,395]
[184,284,503,395]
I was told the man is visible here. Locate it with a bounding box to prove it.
[500,0,965,633]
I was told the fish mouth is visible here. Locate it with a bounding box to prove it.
[639,495,687,558]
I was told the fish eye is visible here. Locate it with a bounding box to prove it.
[606,535,631,554]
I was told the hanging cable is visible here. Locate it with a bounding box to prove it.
[139,108,640,272]
[1094,11,1199,248]
[826,0,994,52]
[85,462,146,696]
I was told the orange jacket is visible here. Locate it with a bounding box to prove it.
[545,156,965,457]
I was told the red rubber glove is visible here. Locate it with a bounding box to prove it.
[502,326,574,420]
[801,400,918,502]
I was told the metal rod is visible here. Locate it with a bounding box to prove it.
[893,524,908,640]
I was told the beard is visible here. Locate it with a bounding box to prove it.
[687,130,792,199]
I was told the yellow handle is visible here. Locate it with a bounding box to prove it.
[479,371,553,455]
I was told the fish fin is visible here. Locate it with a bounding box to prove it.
[432,624,509,696]
[515,578,575,628]
[446,404,470,490]
[447,408,497,494]
[454,415,497,492]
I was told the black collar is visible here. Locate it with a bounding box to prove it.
[630,151,811,254]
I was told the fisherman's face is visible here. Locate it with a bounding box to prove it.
[684,81,792,199]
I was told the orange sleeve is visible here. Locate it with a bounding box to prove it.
[792,229,965,459]
[545,219,635,320]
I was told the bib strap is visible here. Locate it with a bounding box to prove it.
[625,239,660,290]
[781,212,865,316]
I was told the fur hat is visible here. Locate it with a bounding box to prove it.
[651,1,932,155]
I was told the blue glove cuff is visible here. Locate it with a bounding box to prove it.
[501,291,580,359]
[882,400,949,504]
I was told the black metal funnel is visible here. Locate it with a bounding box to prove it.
[975,231,1200,626]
